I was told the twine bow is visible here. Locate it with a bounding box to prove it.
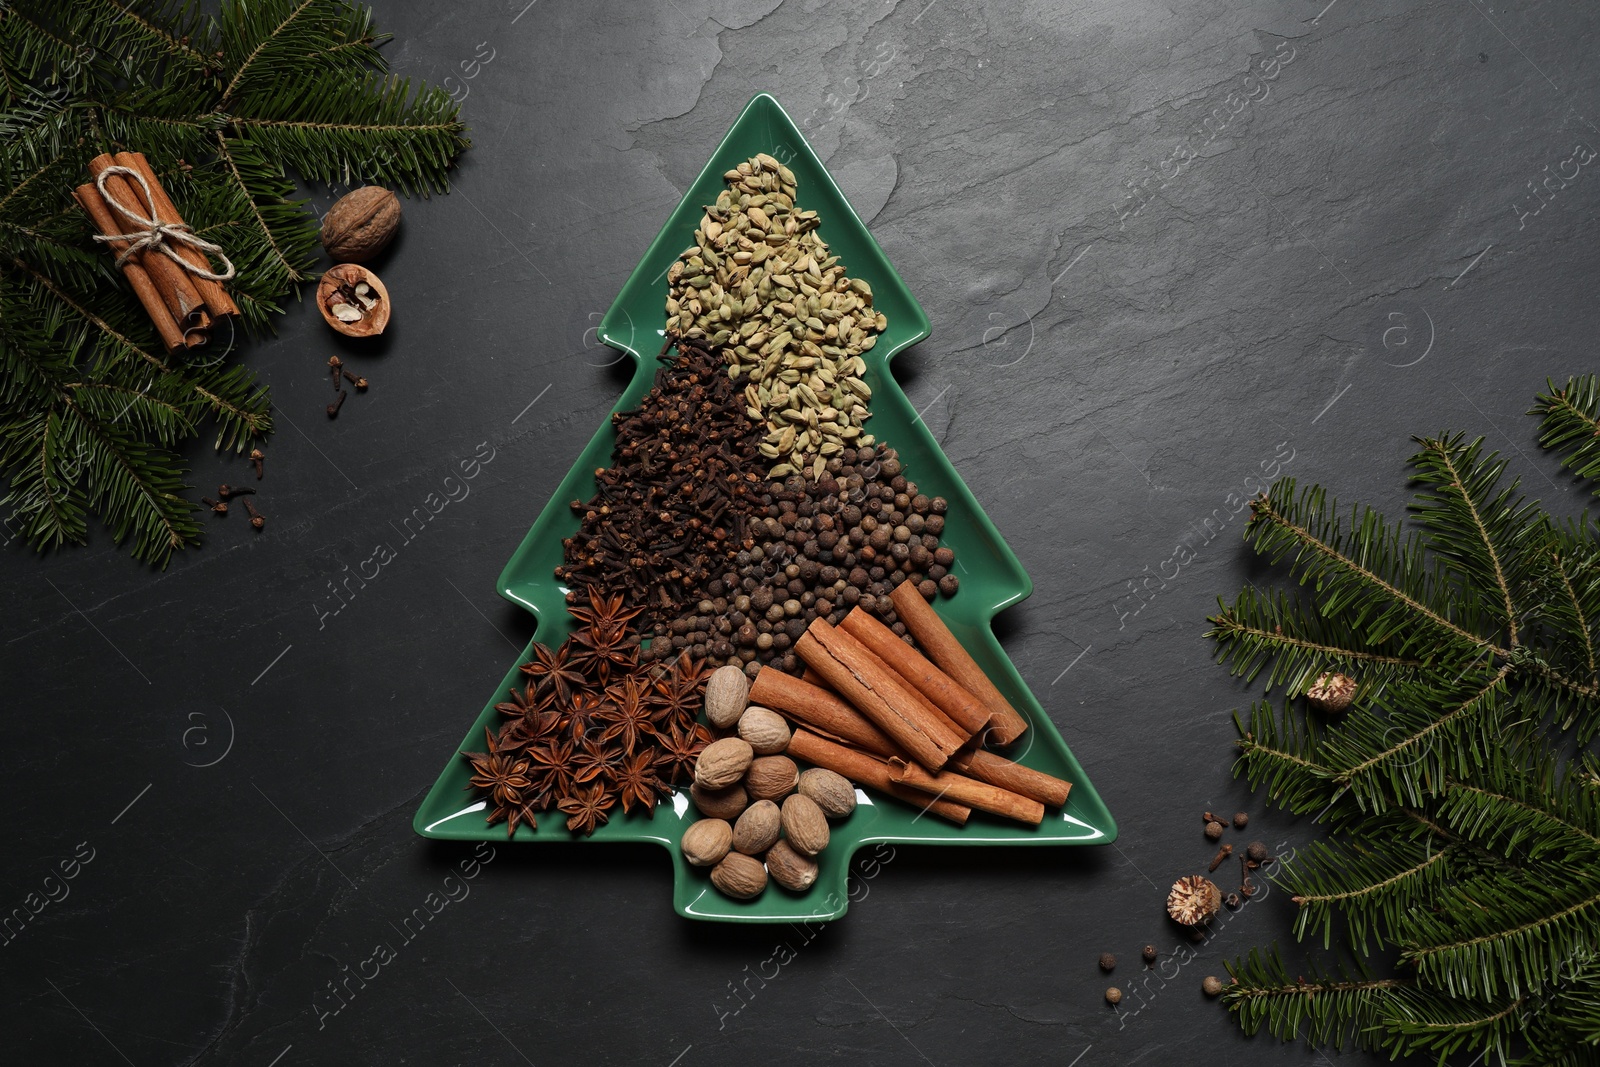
[92,165,236,282]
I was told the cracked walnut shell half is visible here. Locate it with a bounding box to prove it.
[317,263,390,338]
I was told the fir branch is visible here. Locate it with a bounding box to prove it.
[1207,585,1430,695]
[218,0,318,106]
[0,0,463,562]
[211,131,305,283]
[1532,375,1600,493]
[95,0,213,72]
[1410,434,1547,648]
[1214,387,1600,1058]
[1248,484,1501,658]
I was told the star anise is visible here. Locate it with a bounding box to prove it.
[655,721,713,786]
[646,671,704,731]
[612,749,666,816]
[565,690,609,740]
[527,735,576,808]
[567,586,644,637]
[461,727,537,837]
[567,626,639,684]
[519,642,586,705]
[570,735,621,786]
[557,782,616,836]
[598,676,656,752]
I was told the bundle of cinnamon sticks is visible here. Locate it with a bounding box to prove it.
[750,582,1071,827]
[75,152,237,352]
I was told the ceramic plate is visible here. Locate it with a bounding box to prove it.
[413,93,1116,922]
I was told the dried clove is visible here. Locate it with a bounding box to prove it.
[243,499,265,530]
[250,448,265,480]
[201,496,227,515]
[1208,844,1233,871]
[328,355,343,392]
[218,484,255,499]
[342,368,369,390]
[327,390,346,418]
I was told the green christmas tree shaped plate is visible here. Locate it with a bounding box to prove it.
[413,93,1116,922]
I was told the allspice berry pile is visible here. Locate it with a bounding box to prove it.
[681,665,858,899]
[641,443,960,679]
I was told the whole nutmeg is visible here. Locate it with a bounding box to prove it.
[680,818,733,867]
[689,781,748,821]
[704,664,751,729]
[317,263,390,338]
[745,755,799,803]
[710,852,767,900]
[320,185,401,262]
[765,839,819,892]
[732,800,781,855]
[1306,671,1356,713]
[780,793,830,857]
[1167,875,1223,926]
[694,737,753,790]
[797,768,856,819]
[737,706,791,755]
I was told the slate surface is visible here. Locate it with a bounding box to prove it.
[4,1,1598,1064]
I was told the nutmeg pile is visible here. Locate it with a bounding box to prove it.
[680,665,857,898]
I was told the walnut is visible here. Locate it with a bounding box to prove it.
[320,185,401,262]
[1167,875,1222,926]
[1307,672,1356,713]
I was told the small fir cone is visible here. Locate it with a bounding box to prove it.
[1306,672,1356,713]
[1167,875,1222,926]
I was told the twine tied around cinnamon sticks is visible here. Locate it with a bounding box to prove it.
[75,152,239,353]
[91,165,236,282]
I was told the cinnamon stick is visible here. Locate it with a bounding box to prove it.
[750,667,899,757]
[786,728,970,825]
[88,154,208,330]
[889,582,1030,745]
[950,749,1072,808]
[73,185,186,353]
[840,607,993,736]
[887,758,1046,826]
[797,620,968,771]
[113,152,238,320]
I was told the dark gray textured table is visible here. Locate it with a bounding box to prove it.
[6,1,1598,1063]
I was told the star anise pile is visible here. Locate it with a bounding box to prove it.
[461,587,714,837]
